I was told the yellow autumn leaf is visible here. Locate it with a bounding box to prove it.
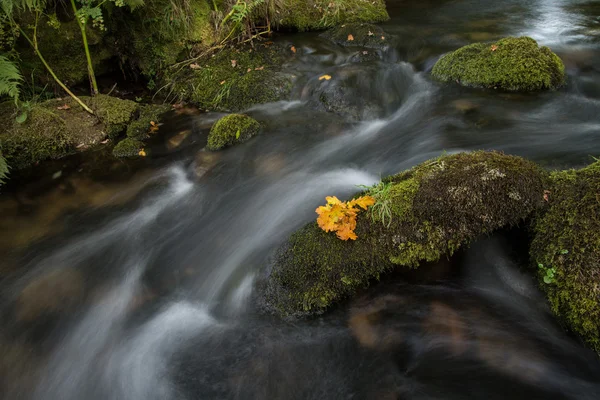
[314,195,375,241]
[349,195,376,210]
[319,74,332,81]
[138,149,147,157]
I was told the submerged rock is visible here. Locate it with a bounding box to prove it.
[207,114,260,151]
[272,0,389,31]
[263,151,548,317]
[431,36,565,91]
[320,23,390,49]
[530,160,600,356]
[169,45,295,112]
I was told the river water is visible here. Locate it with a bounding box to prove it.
[1,0,600,399]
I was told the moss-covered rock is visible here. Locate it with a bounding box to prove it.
[264,151,548,317]
[320,23,389,49]
[170,44,295,111]
[126,104,172,139]
[431,37,565,91]
[530,160,600,356]
[273,0,389,31]
[112,138,145,158]
[207,114,260,150]
[90,95,139,139]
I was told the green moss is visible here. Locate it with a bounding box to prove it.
[91,95,139,139]
[265,151,548,317]
[207,114,260,150]
[273,0,389,31]
[431,36,566,91]
[0,104,74,169]
[112,138,145,158]
[126,104,171,139]
[530,160,600,356]
[170,44,294,111]
[320,23,389,48]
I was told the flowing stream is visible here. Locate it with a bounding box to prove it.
[2,1,600,399]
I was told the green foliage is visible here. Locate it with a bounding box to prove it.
[170,44,294,111]
[0,54,22,102]
[90,94,139,138]
[265,151,549,317]
[358,180,395,227]
[432,36,565,91]
[531,160,600,356]
[126,103,171,139]
[0,152,9,185]
[207,113,260,150]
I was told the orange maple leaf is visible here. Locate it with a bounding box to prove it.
[315,195,375,241]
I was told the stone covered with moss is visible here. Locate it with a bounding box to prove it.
[431,37,565,91]
[170,44,295,111]
[0,96,169,169]
[273,0,389,31]
[530,160,600,356]
[207,114,260,150]
[320,23,389,49]
[264,151,548,317]
[112,138,146,158]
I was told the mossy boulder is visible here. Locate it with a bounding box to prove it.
[170,44,295,111]
[264,151,548,317]
[90,95,139,139]
[431,37,565,91]
[112,138,145,158]
[207,114,260,151]
[320,23,389,49]
[530,160,600,356]
[273,0,389,31]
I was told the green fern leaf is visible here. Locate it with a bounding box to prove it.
[0,54,22,102]
[0,153,9,185]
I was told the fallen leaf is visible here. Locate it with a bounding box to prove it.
[189,63,201,69]
[76,143,86,149]
[100,138,110,144]
[231,59,237,67]
[138,149,147,157]
[255,66,264,71]
[544,190,551,202]
[149,121,159,133]
[368,31,374,36]
[362,51,369,55]
[491,44,498,51]
[150,121,158,127]
[347,34,354,41]
[57,104,71,110]
[220,80,226,85]
[381,36,385,40]
[247,68,252,72]
[319,74,332,81]
[290,46,297,53]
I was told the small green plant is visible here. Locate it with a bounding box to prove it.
[0,54,22,103]
[358,180,395,227]
[0,152,9,186]
[538,250,568,284]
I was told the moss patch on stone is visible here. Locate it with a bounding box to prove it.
[431,36,565,91]
[264,151,548,317]
[126,104,172,139]
[112,138,145,158]
[320,23,389,49]
[90,95,139,139]
[530,160,600,356]
[170,44,295,111]
[207,114,260,150]
[273,0,389,31]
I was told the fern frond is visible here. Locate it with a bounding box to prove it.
[0,54,22,101]
[0,0,45,17]
[0,153,9,185]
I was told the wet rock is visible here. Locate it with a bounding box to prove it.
[112,138,145,158]
[451,99,479,113]
[194,150,220,178]
[432,36,565,91]
[530,159,600,356]
[263,151,548,317]
[321,23,390,49]
[348,49,383,63]
[207,114,260,151]
[16,267,85,322]
[167,130,192,150]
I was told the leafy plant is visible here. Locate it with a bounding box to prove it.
[0,0,94,113]
[219,0,268,44]
[538,263,556,284]
[0,53,22,103]
[359,181,395,227]
[316,195,375,240]
[0,152,8,185]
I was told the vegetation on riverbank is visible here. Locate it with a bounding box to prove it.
[207,113,260,150]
